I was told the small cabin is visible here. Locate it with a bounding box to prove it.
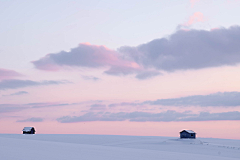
[22,127,35,134]
[180,130,196,139]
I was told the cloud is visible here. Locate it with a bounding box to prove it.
[108,92,240,107]
[2,91,28,96]
[57,110,240,123]
[27,102,71,108]
[190,0,200,7]
[0,104,28,113]
[32,44,116,69]
[17,117,43,122]
[32,43,153,78]
[135,71,162,80]
[183,111,240,121]
[32,43,141,75]
[104,65,141,76]
[82,75,100,81]
[108,102,140,107]
[0,79,68,90]
[145,92,240,107]
[0,68,22,80]
[33,26,240,79]
[0,102,76,113]
[183,12,205,26]
[119,26,240,72]
[89,104,107,111]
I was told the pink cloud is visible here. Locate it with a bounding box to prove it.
[0,68,22,80]
[81,42,91,46]
[183,12,205,26]
[210,27,220,31]
[190,0,200,7]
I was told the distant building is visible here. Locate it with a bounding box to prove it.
[180,130,196,139]
[22,127,35,134]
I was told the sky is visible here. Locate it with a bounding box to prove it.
[1,0,240,139]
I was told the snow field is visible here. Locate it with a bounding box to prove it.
[0,134,239,160]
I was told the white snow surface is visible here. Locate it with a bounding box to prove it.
[182,130,195,133]
[22,127,33,131]
[0,134,239,160]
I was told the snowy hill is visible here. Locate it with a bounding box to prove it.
[0,134,239,160]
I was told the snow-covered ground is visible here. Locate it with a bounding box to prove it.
[0,134,239,160]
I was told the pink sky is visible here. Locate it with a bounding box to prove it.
[1,40,240,139]
[1,120,240,139]
[1,0,240,139]
[183,12,205,26]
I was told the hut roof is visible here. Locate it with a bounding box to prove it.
[180,130,195,133]
[22,127,34,131]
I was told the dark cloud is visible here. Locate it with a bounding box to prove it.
[145,92,240,107]
[119,26,240,72]
[2,91,28,96]
[0,68,22,80]
[0,79,68,90]
[17,117,43,122]
[0,104,27,113]
[57,110,240,123]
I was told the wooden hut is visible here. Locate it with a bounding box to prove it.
[180,130,196,139]
[22,127,35,134]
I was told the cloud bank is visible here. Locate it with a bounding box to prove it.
[119,26,240,72]
[33,26,240,79]
[57,110,240,123]
[0,79,67,90]
[108,92,240,107]
[2,91,28,96]
[145,92,240,107]
[28,102,71,108]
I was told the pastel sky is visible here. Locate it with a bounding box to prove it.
[1,0,240,139]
